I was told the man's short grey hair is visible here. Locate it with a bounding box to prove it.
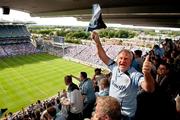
[118,49,134,62]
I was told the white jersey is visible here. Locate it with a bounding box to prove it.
[67,89,83,114]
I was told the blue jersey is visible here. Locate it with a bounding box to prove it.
[79,79,96,104]
[108,59,144,117]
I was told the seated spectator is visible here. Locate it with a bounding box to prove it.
[8,112,13,120]
[35,110,41,120]
[55,98,61,113]
[0,108,8,117]
[59,89,67,98]
[41,106,65,120]
[96,78,109,97]
[91,96,121,120]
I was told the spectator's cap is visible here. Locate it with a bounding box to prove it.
[87,4,107,31]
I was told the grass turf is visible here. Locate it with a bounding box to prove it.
[0,53,94,113]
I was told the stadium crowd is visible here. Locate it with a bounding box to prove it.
[0,43,38,56]
[45,43,150,68]
[1,31,180,120]
[0,25,39,57]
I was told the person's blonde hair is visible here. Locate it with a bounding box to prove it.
[96,96,121,120]
[99,78,109,88]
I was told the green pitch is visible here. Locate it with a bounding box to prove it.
[0,53,94,113]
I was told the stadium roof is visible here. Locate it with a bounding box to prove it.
[0,0,180,28]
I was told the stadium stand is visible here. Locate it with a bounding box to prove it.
[0,25,37,57]
[0,46,6,56]
[45,44,150,68]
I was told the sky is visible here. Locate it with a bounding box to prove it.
[0,8,88,26]
[0,9,180,31]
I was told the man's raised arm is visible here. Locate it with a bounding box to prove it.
[91,31,110,65]
[70,74,81,82]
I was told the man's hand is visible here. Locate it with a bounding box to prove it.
[142,55,152,74]
[91,31,101,44]
[141,55,155,92]
[91,31,110,65]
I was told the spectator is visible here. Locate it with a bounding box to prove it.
[63,75,83,120]
[135,62,177,120]
[92,68,105,92]
[59,89,67,98]
[131,51,141,74]
[71,72,96,119]
[92,68,105,86]
[41,106,65,120]
[153,44,164,58]
[156,62,178,98]
[91,96,121,120]
[134,50,143,72]
[91,31,155,120]
[96,78,109,97]
[0,108,8,117]
[162,38,174,57]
